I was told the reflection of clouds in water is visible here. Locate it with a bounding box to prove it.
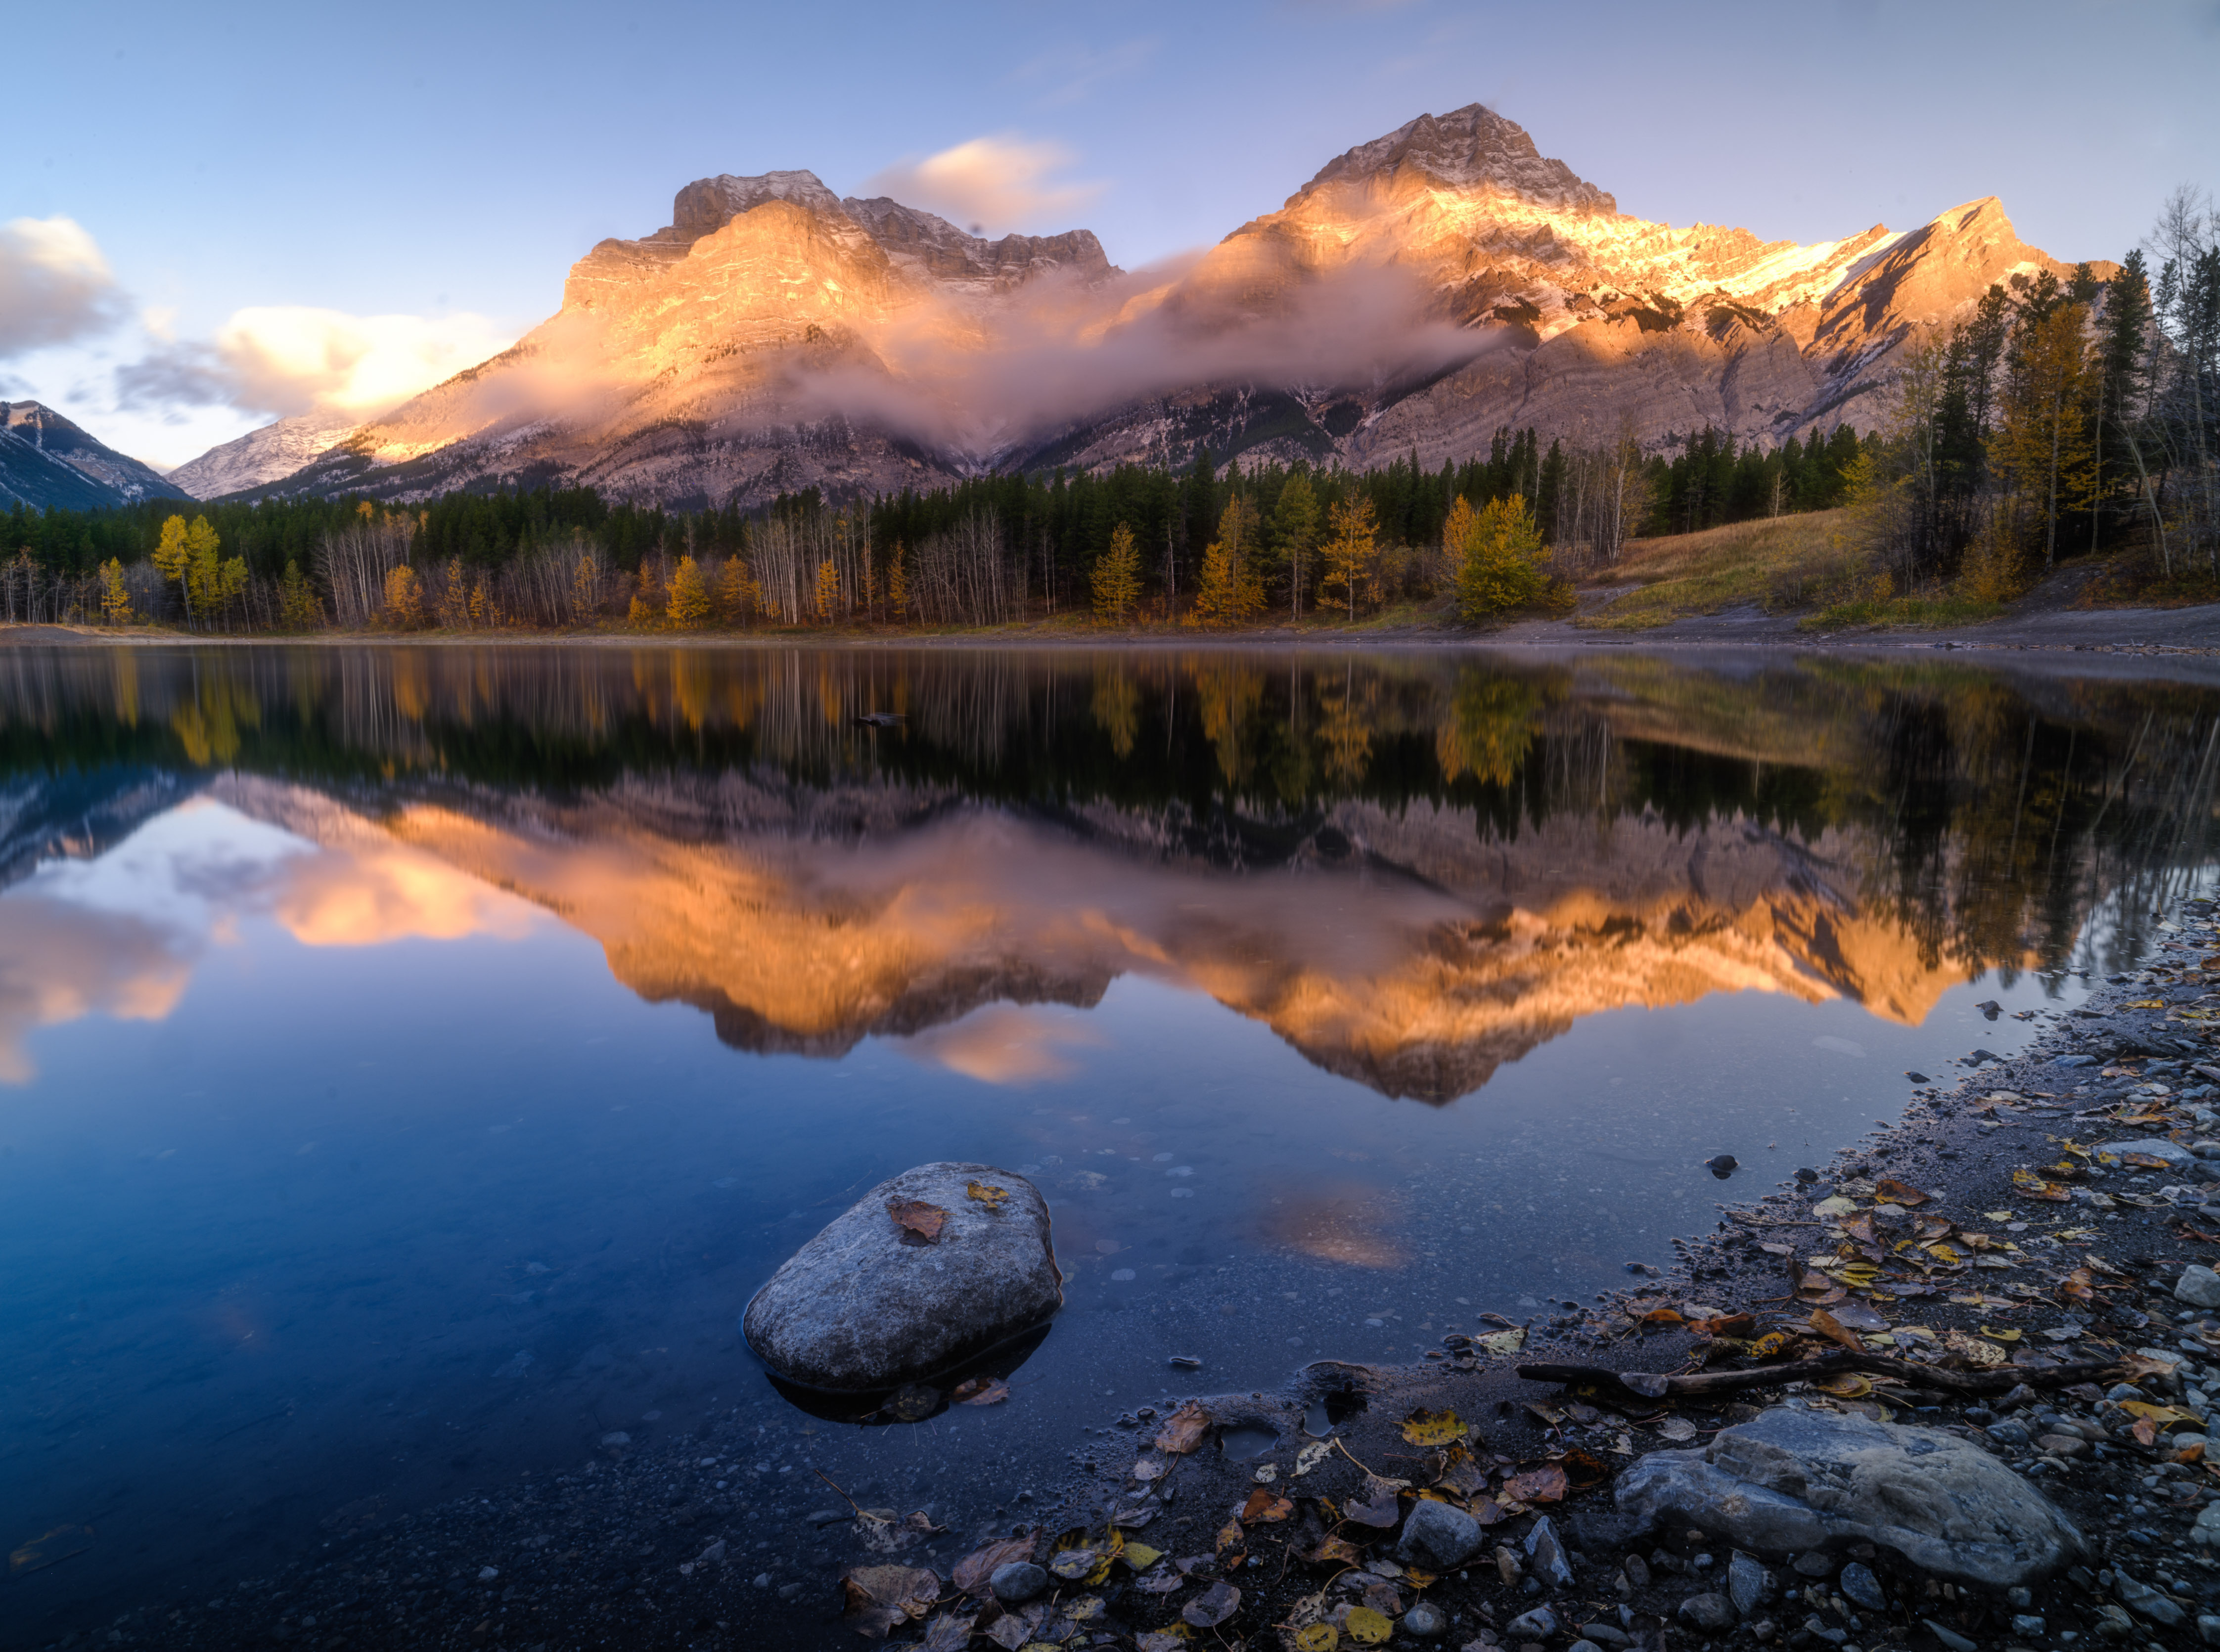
[0,896,191,1082]
[895,1004,1106,1085]
[1257,1182,1409,1269]
[0,800,538,1082]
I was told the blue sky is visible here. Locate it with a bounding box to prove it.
[5,0,2216,469]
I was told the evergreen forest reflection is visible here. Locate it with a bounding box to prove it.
[3,643,2216,1102]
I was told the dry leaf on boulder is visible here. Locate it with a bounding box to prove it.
[965,1180,1010,1210]
[886,1200,947,1242]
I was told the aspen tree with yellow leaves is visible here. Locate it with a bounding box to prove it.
[1318,496,1378,621]
[667,555,711,627]
[1186,497,1265,628]
[1090,523,1142,624]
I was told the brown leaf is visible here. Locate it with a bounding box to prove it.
[1342,1481,1403,1528]
[887,1200,947,1243]
[1502,1464,1567,1504]
[1153,1399,1211,1455]
[882,1384,940,1424]
[953,1535,1034,1596]
[949,1376,1009,1407]
[1874,1179,1930,1206]
[1468,1495,1506,1526]
[1215,1517,1246,1556]
[1133,1563,1186,1593]
[1558,1448,1608,1490]
[1182,1580,1241,1628]
[1240,1488,1293,1522]
[1435,1444,1487,1497]
[1809,1309,1864,1353]
[841,1565,942,1638]
[1689,1312,1756,1339]
[1304,1535,1362,1565]
[921,1611,976,1652]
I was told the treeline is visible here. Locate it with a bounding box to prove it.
[1850,188,2220,598]
[3,416,1861,633]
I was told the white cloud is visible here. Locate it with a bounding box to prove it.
[116,306,516,420]
[861,134,1103,236]
[0,216,124,357]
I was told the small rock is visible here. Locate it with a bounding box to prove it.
[1921,1618,1978,1652]
[1400,1498,1483,1570]
[990,1561,1046,1603]
[697,1540,727,1565]
[2038,1432,2090,1457]
[1621,1553,1650,1587]
[1503,1606,1558,1641]
[2197,1611,2220,1646]
[477,1567,498,1582]
[1677,1593,1735,1631]
[1524,1515,1573,1588]
[1791,1551,1835,1578]
[1727,1551,1774,1618]
[2116,1569,2187,1626]
[1985,1420,2031,1447]
[1837,1561,1885,1611]
[1705,1155,1738,1179]
[1578,1625,1632,1649]
[2180,1267,2220,1310]
[1565,1643,1599,1652]
[1403,1602,1448,1639]
[2010,1614,2045,1637]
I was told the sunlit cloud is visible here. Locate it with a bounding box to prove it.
[860,135,1103,235]
[894,1004,1107,1085]
[0,216,124,358]
[273,845,535,947]
[0,895,190,1083]
[115,306,516,420]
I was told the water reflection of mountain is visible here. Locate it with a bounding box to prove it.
[3,645,2215,1101]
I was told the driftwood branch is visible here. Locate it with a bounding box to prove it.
[1517,1351,2123,1399]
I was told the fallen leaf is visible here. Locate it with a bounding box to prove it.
[920,1610,976,1652]
[1240,1488,1293,1523]
[1657,1417,1697,1442]
[2012,1170,2072,1203]
[1133,1456,1168,1482]
[950,1377,1008,1406]
[2056,1268,2099,1306]
[1253,1463,1279,1484]
[1294,1440,1332,1477]
[841,1565,942,1637]
[1344,1606,1393,1646]
[1154,1401,1212,1455]
[1502,1464,1567,1504]
[965,1180,1010,1210]
[1979,1325,2022,1343]
[1122,1541,1164,1571]
[1469,1495,1507,1526]
[1435,1444,1487,1496]
[1183,1580,1241,1628]
[1048,1545,1101,1581]
[1401,1407,1463,1447]
[887,1200,947,1242]
[1304,1535,1362,1565]
[1559,1448,1608,1490]
[1293,1626,1340,1652]
[1342,1481,1403,1528]
[1748,1332,1796,1360]
[1690,1312,1757,1339]
[1215,1518,1246,1556]
[1874,1179,1931,1206]
[1810,1310,1864,1353]
[883,1384,940,1423]
[1944,1330,2006,1367]
[1636,1306,1685,1327]
[1134,1563,1185,1594]
[1137,1632,1190,1652]
[953,1535,1035,1595]
[1812,1374,1872,1398]
[1476,1327,1526,1356]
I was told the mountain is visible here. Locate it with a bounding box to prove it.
[258,106,2096,508]
[165,409,363,500]
[0,402,190,510]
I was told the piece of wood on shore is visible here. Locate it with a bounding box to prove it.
[1516,1350,2122,1399]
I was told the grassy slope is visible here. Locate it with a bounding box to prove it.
[1573,512,1855,629]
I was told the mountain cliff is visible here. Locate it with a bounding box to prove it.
[165,409,362,500]
[246,106,2095,508]
[0,401,189,510]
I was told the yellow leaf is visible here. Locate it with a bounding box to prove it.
[1979,1325,2022,1343]
[965,1180,1010,1210]
[1294,1628,1340,1652]
[1294,1440,1332,1477]
[1344,1607,1394,1646]
[1476,1327,1526,1356]
[1122,1543,1164,1571]
[1812,1373,1872,1398]
[1401,1408,1464,1447]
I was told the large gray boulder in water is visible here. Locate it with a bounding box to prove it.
[1615,1405,2083,1589]
[743,1162,1062,1391]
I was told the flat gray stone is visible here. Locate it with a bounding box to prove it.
[1578,1626,1632,1650]
[2180,1266,2220,1310]
[1614,1405,2084,1589]
[2117,1569,2187,1626]
[1401,1601,1447,1639]
[1922,1619,1977,1652]
[990,1561,1046,1603]
[1503,1606,1557,1641]
[2107,1137,2196,1168]
[1838,1560,1885,1611]
[1726,1551,1773,1618]
[1523,1514,1573,1588]
[1398,1497,1483,1570]
[1677,1593,1735,1630]
[742,1162,1061,1390]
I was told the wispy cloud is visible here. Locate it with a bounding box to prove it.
[860,134,1104,235]
[115,306,515,421]
[1011,38,1158,108]
[0,217,124,358]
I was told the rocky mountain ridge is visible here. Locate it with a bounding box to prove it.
[0,401,190,511]
[237,105,2096,508]
[165,409,363,500]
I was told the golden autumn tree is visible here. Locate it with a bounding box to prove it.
[277,560,322,628]
[151,515,193,618]
[814,560,840,624]
[886,543,909,623]
[1186,496,1266,628]
[571,550,601,624]
[382,564,425,628]
[716,557,757,626]
[1450,494,1546,622]
[1318,495,1378,621]
[1090,522,1143,624]
[99,558,132,624]
[667,555,711,627]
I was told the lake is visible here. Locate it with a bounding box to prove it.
[2,641,2216,1642]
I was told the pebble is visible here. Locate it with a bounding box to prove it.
[1523,1514,1573,1588]
[1621,1554,1650,1587]
[1677,1593,1735,1630]
[1726,1551,1773,1618]
[476,1566,498,1581]
[2116,1569,2187,1626]
[990,1561,1047,1604]
[1578,1625,1632,1649]
[2010,1613,2045,1637]
[1921,1618,1978,1652]
[1985,1419,2030,1446]
[1837,1561,1885,1611]
[1402,1601,1447,1639]
[1503,1606,1558,1641]
[1791,1551,1835,1578]
[2181,1267,2220,1309]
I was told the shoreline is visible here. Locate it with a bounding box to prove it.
[44,883,2220,1651]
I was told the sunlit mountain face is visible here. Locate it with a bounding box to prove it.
[4,644,2212,1100]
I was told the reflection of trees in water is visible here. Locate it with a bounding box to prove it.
[1,643,2214,978]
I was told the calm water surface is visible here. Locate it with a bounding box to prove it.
[2,642,2216,1638]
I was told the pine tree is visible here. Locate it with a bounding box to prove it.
[1090,522,1142,623]
[1319,496,1378,620]
[2092,250,2155,549]
[1271,474,1319,618]
[278,559,322,629]
[1994,301,2098,568]
[667,555,711,627]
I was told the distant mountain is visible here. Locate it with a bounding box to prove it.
[0,402,190,511]
[258,106,2099,509]
[166,409,362,500]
